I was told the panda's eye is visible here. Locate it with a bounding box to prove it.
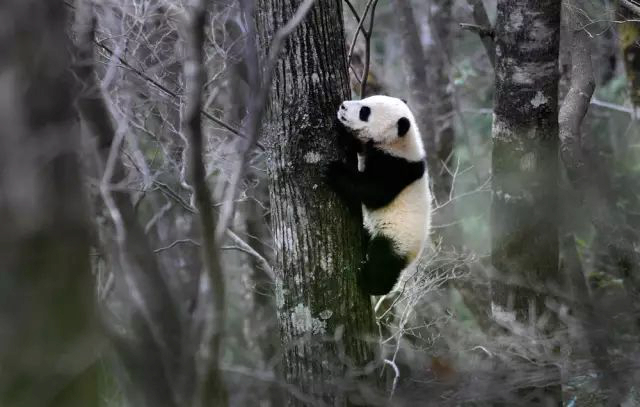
[359,106,371,122]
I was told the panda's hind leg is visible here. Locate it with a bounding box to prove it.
[359,234,407,295]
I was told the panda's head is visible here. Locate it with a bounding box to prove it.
[337,95,415,145]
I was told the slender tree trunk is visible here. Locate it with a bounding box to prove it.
[256,1,377,405]
[427,0,455,212]
[0,1,100,406]
[618,1,640,109]
[491,0,563,404]
[394,0,433,166]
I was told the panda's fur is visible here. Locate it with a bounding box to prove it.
[326,95,432,295]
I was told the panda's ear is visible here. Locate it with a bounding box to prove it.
[397,117,411,137]
[401,98,408,105]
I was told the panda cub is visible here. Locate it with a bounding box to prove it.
[326,95,432,295]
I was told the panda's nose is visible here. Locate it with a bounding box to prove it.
[340,103,346,110]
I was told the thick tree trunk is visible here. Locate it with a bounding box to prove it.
[0,1,99,406]
[256,0,377,405]
[491,0,563,404]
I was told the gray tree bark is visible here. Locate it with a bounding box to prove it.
[256,0,377,405]
[491,0,563,404]
[0,1,100,406]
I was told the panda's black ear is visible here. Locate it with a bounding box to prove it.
[397,117,411,137]
[401,98,408,105]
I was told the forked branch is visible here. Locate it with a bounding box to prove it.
[345,0,381,97]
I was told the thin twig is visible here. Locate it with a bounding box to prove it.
[342,0,368,36]
[74,3,183,403]
[459,23,494,38]
[347,0,377,65]
[154,238,201,253]
[591,97,634,114]
[63,0,262,149]
[226,229,274,280]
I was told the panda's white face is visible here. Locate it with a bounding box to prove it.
[337,95,415,145]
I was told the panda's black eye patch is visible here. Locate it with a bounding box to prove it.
[397,117,410,137]
[359,106,371,121]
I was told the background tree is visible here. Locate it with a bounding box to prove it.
[490,0,563,404]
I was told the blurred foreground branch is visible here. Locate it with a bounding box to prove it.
[0,1,102,406]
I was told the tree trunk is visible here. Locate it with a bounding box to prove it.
[491,0,563,404]
[256,0,377,405]
[0,1,100,406]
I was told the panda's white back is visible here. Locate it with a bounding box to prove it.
[361,121,432,265]
[363,168,431,263]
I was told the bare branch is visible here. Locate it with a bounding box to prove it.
[153,238,201,253]
[342,0,368,36]
[64,0,261,149]
[591,97,634,114]
[459,23,494,38]
[346,0,381,97]
[74,3,183,405]
[360,0,380,97]
[226,229,274,280]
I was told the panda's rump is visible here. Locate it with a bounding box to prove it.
[363,177,430,262]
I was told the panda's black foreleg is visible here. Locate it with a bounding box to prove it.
[325,160,364,215]
[326,162,400,211]
[335,118,363,160]
[359,235,407,295]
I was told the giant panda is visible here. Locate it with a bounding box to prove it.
[326,95,432,295]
